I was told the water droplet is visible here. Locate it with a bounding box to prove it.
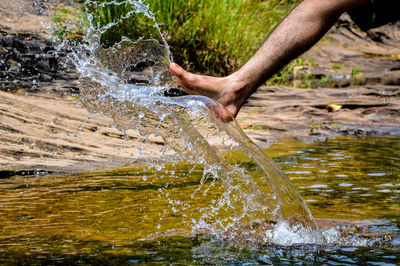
[51,118,58,125]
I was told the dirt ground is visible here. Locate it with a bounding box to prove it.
[0,1,399,173]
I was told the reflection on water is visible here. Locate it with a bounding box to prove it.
[270,136,400,223]
[0,136,399,264]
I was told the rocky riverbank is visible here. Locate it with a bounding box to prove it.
[238,85,400,146]
[0,1,399,173]
[238,16,400,146]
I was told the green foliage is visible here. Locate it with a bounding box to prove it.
[52,5,85,43]
[351,66,359,78]
[310,123,324,132]
[266,56,336,88]
[310,123,342,133]
[266,57,303,86]
[84,0,299,75]
[246,125,269,130]
[331,64,343,70]
[351,65,361,85]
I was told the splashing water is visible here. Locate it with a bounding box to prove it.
[66,0,325,245]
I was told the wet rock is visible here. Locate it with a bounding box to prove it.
[0,27,78,94]
[302,15,400,88]
[0,90,170,173]
[383,70,400,85]
[238,85,400,143]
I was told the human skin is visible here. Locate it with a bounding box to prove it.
[169,0,370,120]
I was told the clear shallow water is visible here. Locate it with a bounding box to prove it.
[0,136,399,264]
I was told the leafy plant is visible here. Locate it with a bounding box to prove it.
[266,57,304,86]
[84,0,300,75]
[351,65,361,85]
[351,66,359,78]
[51,5,85,42]
[331,64,343,70]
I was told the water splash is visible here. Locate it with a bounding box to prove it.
[67,0,324,245]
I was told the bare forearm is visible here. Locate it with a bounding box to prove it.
[232,0,368,94]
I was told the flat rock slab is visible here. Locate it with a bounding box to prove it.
[0,0,59,36]
[238,85,400,145]
[297,15,400,88]
[0,91,170,173]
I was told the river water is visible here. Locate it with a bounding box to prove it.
[0,136,399,264]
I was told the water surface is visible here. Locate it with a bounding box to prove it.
[0,136,399,264]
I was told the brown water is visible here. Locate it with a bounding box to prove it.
[0,136,399,264]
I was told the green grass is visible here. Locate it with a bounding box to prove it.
[266,57,304,86]
[331,64,343,70]
[84,0,300,75]
[245,125,270,130]
[51,5,85,43]
[310,123,342,133]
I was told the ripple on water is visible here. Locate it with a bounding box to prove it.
[308,184,329,189]
[339,183,353,187]
[1,136,400,264]
[369,173,387,177]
